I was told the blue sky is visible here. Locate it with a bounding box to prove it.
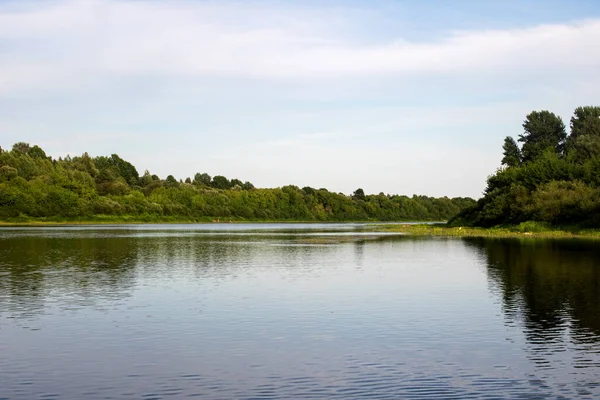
[1,0,599,198]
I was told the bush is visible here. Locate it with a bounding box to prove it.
[514,221,551,233]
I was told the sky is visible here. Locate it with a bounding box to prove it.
[1,0,599,198]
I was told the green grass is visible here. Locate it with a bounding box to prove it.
[0,214,250,225]
[0,215,420,226]
[3,217,600,240]
[375,222,600,239]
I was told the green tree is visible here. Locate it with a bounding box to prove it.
[501,136,521,167]
[302,187,315,195]
[166,175,179,187]
[0,141,477,223]
[110,154,139,186]
[519,111,566,162]
[230,178,243,188]
[193,172,211,186]
[570,135,600,161]
[28,145,48,159]
[139,170,154,186]
[352,188,366,201]
[12,142,31,154]
[211,175,230,189]
[73,152,99,177]
[0,165,18,182]
[568,106,600,160]
[457,105,600,227]
[570,106,600,139]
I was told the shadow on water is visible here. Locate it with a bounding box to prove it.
[0,235,138,319]
[465,238,600,341]
[465,237,600,387]
[2,232,599,338]
[0,231,373,320]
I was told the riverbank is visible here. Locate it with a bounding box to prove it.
[0,215,214,225]
[3,218,600,240]
[0,215,430,226]
[377,222,600,239]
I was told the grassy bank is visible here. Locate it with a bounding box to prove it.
[3,217,600,241]
[376,222,600,240]
[0,215,428,226]
[0,215,217,225]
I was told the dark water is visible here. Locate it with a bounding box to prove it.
[1,224,599,399]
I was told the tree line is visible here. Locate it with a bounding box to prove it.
[452,106,600,227]
[0,143,475,222]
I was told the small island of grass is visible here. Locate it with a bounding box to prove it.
[377,222,600,240]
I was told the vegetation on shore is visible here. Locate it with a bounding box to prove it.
[452,106,600,228]
[0,142,475,223]
[3,105,598,230]
[0,215,423,225]
[379,222,600,240]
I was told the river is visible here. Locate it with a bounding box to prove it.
[1,224,599,399]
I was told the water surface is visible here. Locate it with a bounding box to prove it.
[1,224,599,399]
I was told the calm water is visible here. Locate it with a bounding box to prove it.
[1,224,599,399]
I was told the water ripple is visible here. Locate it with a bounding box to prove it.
[1,227,600,399]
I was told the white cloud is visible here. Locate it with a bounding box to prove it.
[0,1,598,198]
[0,0,599,94]
[260,132,339,149]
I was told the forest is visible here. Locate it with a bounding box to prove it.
[452,106,600,227]
[0,143,475,222]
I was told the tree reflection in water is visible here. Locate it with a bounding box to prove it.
[467,237,600,376]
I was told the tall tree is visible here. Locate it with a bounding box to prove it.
[518,110,566,162]
[352,188,366,201]
[568,106,600,160]
[110,154,139,186]
[230,178,243,188]
[27,145,48,159]
[501,136,521,167]
[211,175,230,189]
[73,152,99,177]
[12,142,31,154]
[570,106,600,139]
[166,175,179,187]
[193,172,211,186]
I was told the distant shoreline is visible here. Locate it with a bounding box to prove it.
[0,217,441,226]
[2,219,599,240]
